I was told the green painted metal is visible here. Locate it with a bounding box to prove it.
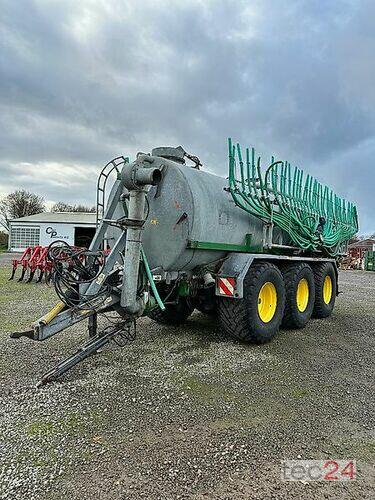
[187,234,258,253]
[178,280,190,297]
[365,251,375,271]
[228,138,358,256]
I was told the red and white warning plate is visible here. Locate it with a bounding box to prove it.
[217,277,236,296]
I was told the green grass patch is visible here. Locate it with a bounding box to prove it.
[181,375,234,402]
[27,420,57,437]
[291,388,310,398]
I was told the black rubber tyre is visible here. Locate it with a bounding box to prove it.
[312,262,337,318]
[147,298,194,325]
[218,262,285,343]
[281,263,315,329]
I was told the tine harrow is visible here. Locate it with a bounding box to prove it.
[25,246,43,282]
[36,269,44,283]
[9,246,33,281]
[9,244,101,284]
[34,247,51,283]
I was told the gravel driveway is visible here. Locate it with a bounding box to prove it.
[0,253,374,499]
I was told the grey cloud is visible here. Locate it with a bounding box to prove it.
[0,0,374,232]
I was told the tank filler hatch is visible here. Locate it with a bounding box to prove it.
[152,146,186,163]
[152,146,202,169]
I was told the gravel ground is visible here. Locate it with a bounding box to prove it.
[0,254,374,499]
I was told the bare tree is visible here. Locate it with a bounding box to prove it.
[74,204,96,213]
[0,190,45,230]
[51,201,74,212]
[52,202,96,213]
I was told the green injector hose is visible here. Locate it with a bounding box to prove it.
[227,138,358,255]
[140,246,166,311]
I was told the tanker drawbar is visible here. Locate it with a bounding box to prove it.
[10,141,359,385]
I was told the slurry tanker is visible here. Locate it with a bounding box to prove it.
[11,140,358,385]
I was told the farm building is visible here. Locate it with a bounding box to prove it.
[8,212,97,252]
[348,238,375,260]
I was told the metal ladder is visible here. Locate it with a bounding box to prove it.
[96,156,129,226]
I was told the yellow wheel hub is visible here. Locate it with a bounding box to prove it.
[323,275,332,304]
[296,278,309,312]
[258,282,277,323]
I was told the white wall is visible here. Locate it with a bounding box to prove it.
[39,222,75,247]
[39,223,96,246]
[9,222,96,251]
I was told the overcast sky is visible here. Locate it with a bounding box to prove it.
[1,0,374,233]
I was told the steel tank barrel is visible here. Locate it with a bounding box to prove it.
[141,155,286,271]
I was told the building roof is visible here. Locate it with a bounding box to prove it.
[348,238,375,249]
[10,212,97,225]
